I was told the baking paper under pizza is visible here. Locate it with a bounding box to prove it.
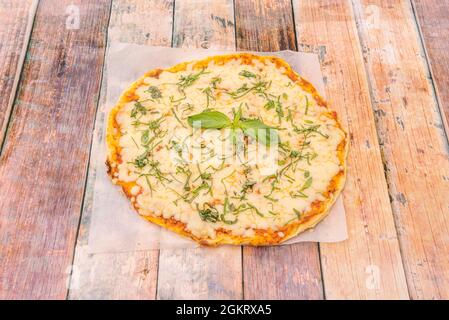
[106,53,347,246]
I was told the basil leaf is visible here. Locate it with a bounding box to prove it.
[187,110,279,146]
[187,111,231,129]
[240,119,279,146]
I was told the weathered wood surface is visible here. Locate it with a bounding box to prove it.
[1,0,449,300]
[235,0,296,52]
[293,0,409,299]
[236,0,324,300]
[352,0,449,299]
[172,0,235,50]
[0,0,37,144]
[412,0,449,137]
[157,0,242,300]
[68,0,174,300]
[0,0,111,299]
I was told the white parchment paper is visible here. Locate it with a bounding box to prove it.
[87,43,347,253]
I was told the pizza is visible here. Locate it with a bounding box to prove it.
[106,53,347,246]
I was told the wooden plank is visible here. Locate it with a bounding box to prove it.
[235,0,296,52]
[68,0,174,300]
[157,0,242,300]
[351,0,449,299]
[235,0,324,300]
[292,0,409,299]
[0,0,37,145]
[0,0,111,299]
[412,0,449,137]
[172,0,235,50]
[158,246,242,299]
[69,247,158,299]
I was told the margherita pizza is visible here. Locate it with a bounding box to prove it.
[106,53,347,246]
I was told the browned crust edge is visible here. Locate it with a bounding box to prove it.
[106,53,348,246]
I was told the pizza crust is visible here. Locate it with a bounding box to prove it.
[106,53,348,246]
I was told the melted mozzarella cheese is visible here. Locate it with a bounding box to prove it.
[113,57,345,239]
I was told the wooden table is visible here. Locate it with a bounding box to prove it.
[1,0,448,300]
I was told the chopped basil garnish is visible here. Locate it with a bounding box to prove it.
[178,69,208,89]
[145,86,162,99]
[290,177,313,198]
[131,102,147,118]
[239,70,257,78]
[197,204,219,223]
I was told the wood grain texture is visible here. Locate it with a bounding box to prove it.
[68,0,174,300]
[412,0,449,137]
[69,247,158,300]
[0,0,111,299]
[293,0,409,299]
[352,0,449,299]
[158,246,242,299]
[235,0,324,300]
[172,0,235,50]
[243,245,323,299]
[235,0,296,52]
[4,0,446,300]
[107,0,173,45]
[0,0,37,144]
[157,0,242,300]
